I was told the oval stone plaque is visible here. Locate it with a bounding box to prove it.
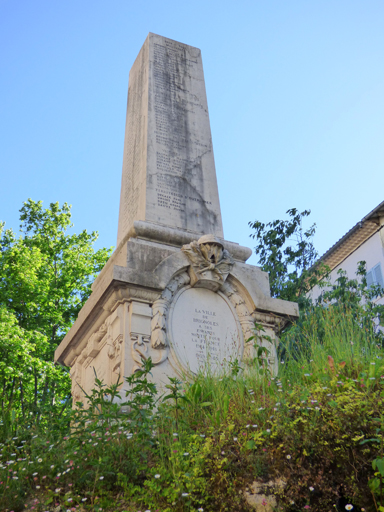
[168,286,243,374]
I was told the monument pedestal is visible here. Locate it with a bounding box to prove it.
[56,227,298,401]
[54,34,298,403]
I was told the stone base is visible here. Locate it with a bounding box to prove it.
[55,229,298,404]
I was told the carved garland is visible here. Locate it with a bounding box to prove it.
[151,271,191,348]
[220,280,256,357]
[221,280,280,369]
[131,271,190,371]
[130,271,191,372]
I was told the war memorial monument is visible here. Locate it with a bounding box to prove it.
[54,33,299,402]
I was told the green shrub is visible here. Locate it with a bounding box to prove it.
[1,301,384,511]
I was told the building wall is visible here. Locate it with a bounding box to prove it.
[308,230,384,306]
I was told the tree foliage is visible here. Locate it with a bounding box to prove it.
[249,208,384,356]
[0,200,112,429]
[249,208,324,304]
[0,306,70,430]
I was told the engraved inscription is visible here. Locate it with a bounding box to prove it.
[149,37,217,224]
[191,308,221,366]
[169,287,243,374]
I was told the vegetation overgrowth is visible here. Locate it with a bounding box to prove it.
[1,204,384,511]
[1,301,384,512]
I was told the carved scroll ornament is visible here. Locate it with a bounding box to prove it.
[131,333,168,373]
[107,334,123,374]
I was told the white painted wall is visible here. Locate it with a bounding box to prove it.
[308,231,384,306]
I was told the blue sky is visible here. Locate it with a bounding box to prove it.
[1,0,383,267]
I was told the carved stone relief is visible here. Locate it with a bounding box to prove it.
[220,279,283,372]
[131,333,168,373]
[127,272,191,372]
[81,314,112,368]
[72,310,125,401]
[102,286,160,313]
[220,280,256,359]
[144,243,283,375]
[108,334,124,374]
[251,313,286,371]
[151,271,190,349]
[182,234,234,291]
[253,312,287,334]
[70,358,82,404]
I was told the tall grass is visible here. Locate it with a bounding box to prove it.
[1,304,384,511]
[280,304,383,385]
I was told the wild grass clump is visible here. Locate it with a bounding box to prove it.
[1,304,384,512]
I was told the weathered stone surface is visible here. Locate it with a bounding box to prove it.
[122,220,252,261]
[117,33,223,246]
[243,478,286,511]
[244,493,277,512]
[54,34,300,404]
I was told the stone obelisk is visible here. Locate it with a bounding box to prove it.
[117,33,223,247]
[55,34,298,403]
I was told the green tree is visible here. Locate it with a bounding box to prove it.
[0,306,69,431]
[249,209,384,360]
[0,200,112,429]
[249,208,325,304]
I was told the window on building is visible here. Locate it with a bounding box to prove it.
[366,263,384,289]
